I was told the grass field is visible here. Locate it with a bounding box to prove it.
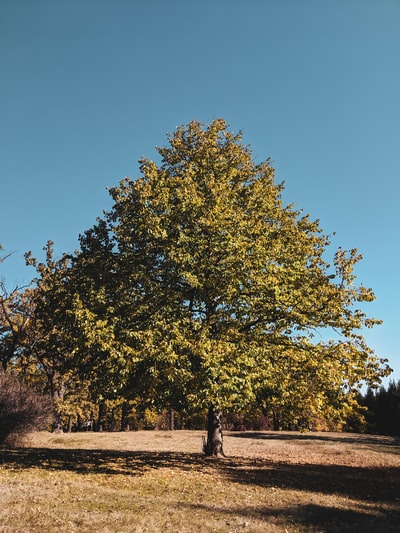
[1,430,399,532]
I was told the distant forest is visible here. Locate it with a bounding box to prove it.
[354,380,400,437]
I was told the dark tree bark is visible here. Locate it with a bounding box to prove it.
[121,401,130,431]
[67,414,73,433]
[97,401,107,431]
[168,408,175,431]
[203,405,225,457]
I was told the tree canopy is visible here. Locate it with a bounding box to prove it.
[61,119,389,428]
[1,119,391,430]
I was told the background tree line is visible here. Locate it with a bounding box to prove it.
[350,380,400,437]
[0,120,393,447]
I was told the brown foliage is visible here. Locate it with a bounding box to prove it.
[0,371,54,445]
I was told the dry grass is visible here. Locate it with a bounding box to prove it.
[1,430,399,532]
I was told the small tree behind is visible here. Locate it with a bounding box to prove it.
[0,372,54,445]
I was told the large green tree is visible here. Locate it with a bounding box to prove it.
[73,120,389,451]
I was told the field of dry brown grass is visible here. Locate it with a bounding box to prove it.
[1,430,399,532]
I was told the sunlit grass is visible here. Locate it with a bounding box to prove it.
[1,431,399,532]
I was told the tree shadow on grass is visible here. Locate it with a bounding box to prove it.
[223,458,400,503]
[1,446,399,502]
[1,446,399,531]
[222,456,400,532]
[0,447,205,476]
[227,431,400,457]
[183,501,400,533]
[228,430,400,447]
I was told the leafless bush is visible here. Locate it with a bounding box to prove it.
[0,372,54,446]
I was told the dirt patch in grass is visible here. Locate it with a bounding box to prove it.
[1,431,399,532]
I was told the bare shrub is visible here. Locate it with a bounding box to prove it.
[0,372,54,446]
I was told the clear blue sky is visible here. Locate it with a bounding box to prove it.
[1,0,399,383]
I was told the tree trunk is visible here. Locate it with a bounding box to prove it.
[168,408,175,431]
[272,410,280,431]
[97,402,107,431]
[121,402,130,431]
[203,405,225,457]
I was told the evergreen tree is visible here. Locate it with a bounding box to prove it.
[361,381,400,436]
